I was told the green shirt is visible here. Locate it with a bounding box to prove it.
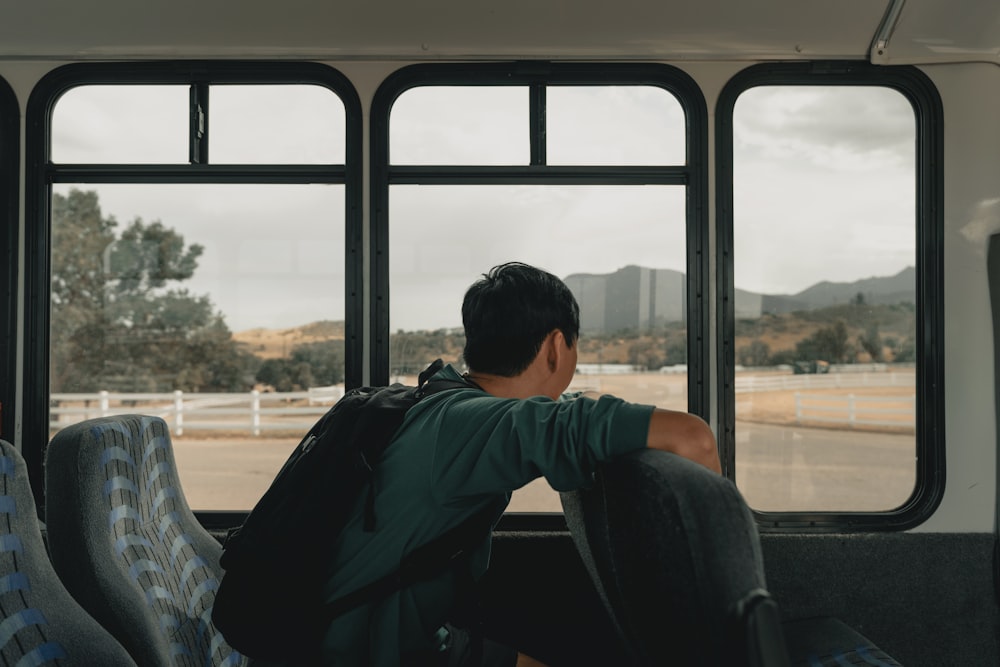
[321,364,654,665]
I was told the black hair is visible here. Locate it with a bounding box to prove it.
[462,262,580,376]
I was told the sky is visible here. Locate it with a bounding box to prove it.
[51,83,917,333]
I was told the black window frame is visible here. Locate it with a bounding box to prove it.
[23,61,363,513]
[715,62,945,531]
[0,75,18,447]
[370,63,709,529]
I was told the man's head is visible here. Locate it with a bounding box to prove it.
[462,262,580,377]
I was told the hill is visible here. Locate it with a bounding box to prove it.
[233,320,345,359]
[749,266,916,315]
[231,268,917,369]
[565,265,916,329]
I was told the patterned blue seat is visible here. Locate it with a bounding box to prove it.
[0,438,136,666]
[45,415,246,667]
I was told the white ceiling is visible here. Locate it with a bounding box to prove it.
[1,1,995,66]
[0,0,889,61]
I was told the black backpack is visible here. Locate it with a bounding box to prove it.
[212,359,492,664]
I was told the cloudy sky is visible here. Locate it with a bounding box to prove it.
[51,82,915,333]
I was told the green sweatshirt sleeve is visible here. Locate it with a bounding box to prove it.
[417,390,655,498]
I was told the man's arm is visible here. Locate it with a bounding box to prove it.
[645,409,721,474]
[577,391,721,474]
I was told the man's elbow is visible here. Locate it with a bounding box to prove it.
[684,415,721,474]
[647,410,721,474]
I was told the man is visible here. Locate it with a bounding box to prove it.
[321,262,720,666]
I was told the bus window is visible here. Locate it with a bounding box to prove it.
[718,65,944,526]
[35,65,361,511]
[375,66,707,512]
[546,86,685,165]
[209,85,345,163]
[52,86,189,163]
[390,86,527,165]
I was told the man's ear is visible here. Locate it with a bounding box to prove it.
[548,329,567,371]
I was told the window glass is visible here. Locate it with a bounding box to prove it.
[390,185,687,362]
[385,77,695,513]
[49,183,345,509]
[210,85,345,163]
[731,85,917,512]
[45,74,353,511]
[390,87,528,165]
[547,86,686,165]
[52,86,188,163]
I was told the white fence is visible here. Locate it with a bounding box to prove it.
[51,369,916,436]
[794,392,915,429]
[735,371,914,394]
[50,386,344,436]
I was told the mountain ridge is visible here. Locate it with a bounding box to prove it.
[565,265,915,330]
[234,267,916,343]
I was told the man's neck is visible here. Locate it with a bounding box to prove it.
[463,370,548,400]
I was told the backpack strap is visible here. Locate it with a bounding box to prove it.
[328,359,490,618]
[418,359,479,397]
[361,360,478,531]
[323,501,499,622]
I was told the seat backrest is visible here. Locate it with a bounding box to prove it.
[45,415,246,667]
[0,438,136,666]
[560,448,790,666]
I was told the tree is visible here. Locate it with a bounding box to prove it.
[885,335,916,363]
[627,338,663,370]
[737,339,771,367]
[389,329,464,375]
[795,319,850,363]
[50,188,255,393]
[858,322,884,362]
[254,340,344,391]
[663,335,687,366]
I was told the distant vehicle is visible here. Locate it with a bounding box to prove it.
[793,360,831,375]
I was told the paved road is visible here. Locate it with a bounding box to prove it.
[172,421,915,513]
[733,422,914,512]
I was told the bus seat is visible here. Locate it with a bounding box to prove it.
[0,439,137,666]
[560,448,790,666]
[560,449,904,666]
[44,415,247,667]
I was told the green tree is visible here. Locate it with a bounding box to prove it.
[389,329,465,375]
[50,188,255,393]
[288,340,344,386]
[255,340,344,391]
[663,335,687,366]
[737,339,771,367]
[627,338,663,370]
[886,334,916,363]
[795,319,850,363]
[858,322,884,362]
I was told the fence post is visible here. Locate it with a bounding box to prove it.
[99,390,109,417]
[174,390,184,436]
[795,392,802,422]
[848,394,856,427]
[252,390,261,437]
